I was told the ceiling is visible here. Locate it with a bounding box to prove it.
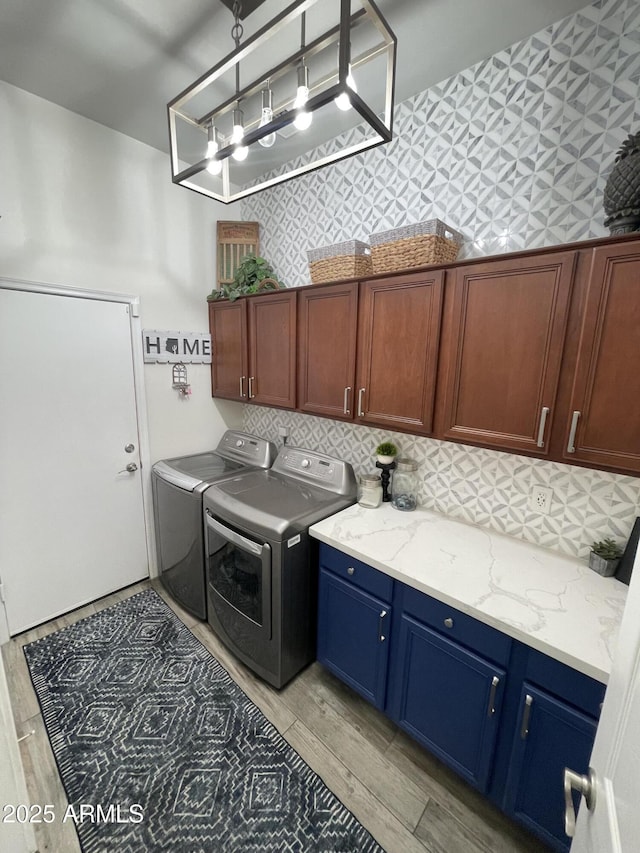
[0,0,590,157]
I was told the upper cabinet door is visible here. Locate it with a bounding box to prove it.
[562,243,640,473]
[247,291,297,409]
[297,282,358,420]
[208,299,248,401]
[440,253,576,454]
[356,272,445,434]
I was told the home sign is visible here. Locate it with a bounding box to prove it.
[142,330,212,364]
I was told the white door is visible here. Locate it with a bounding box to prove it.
[569,546,640,852]
[0,286,149,635]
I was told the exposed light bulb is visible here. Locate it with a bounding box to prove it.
[206,125,222,175]
[258,87,276,148]
[335,66,357,111]
[293,63,313,131]
[231,106,248,162]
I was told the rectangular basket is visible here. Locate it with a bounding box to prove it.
[307,240,372,284]
[369,219,464,274]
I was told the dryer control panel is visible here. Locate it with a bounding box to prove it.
[272,447,356,496]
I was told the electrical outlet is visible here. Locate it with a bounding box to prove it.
[529,485,553,515]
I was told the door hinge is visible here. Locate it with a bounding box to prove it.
[0,577,5,604]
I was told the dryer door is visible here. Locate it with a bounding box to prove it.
[205,511,272,646]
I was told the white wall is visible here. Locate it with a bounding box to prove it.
[0,80,243,462]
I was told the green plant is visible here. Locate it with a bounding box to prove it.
[375,441,398,457]
[591,538,623,560]
[207,254,282,302]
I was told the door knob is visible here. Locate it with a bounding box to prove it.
[563,766,596,837]
[119,462,138,474]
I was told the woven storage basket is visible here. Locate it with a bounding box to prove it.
[369,219,464,274]
[307,240,372,284]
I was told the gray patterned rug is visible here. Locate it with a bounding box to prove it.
[24,589,384,853]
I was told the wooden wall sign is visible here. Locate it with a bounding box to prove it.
[142,330,211,363]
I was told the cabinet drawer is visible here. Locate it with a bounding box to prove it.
[318,544,393,601]
[401,585,512,665]
[524,647,605,719]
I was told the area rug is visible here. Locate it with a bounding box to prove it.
[24,589,384,853]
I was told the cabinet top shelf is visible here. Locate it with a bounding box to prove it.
[310,504,628,684]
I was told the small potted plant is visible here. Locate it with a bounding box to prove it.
[589,538,624,577]
[207,254,282,302]
[375,441,398,465]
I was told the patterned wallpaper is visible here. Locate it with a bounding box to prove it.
[240,0,640,560]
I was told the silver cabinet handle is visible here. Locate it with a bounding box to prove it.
[239,376,246,397]
[487,675,500,717]
[564,767,596,837]
[536,406,550,448]
[567,410,580,453]
[357,388,366,417]
[520,693,533,739]
[378,609,388,642]
[248,376,255,399]
[347,566,355,576]
[343,386,351,415]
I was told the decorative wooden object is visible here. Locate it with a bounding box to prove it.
[216,221,260,288]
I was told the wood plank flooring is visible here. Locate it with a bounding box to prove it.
[1,580,551,853]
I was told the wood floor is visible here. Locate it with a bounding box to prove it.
[2,580,551,853]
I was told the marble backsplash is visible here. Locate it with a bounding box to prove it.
[243,405,640,561]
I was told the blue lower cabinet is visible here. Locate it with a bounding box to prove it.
[503,684,598,852]
[315,544,602,851]
[317,567,391,709]
[392,614,505,792]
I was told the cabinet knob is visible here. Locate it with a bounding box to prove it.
[444,617,454,628]
[347,566,355,575]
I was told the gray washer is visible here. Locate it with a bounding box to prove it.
[151,431,276,619]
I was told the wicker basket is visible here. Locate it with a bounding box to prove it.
[307,240,372,284]
[369,219,464,274]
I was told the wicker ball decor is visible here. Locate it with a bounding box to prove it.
[603,129,640,235]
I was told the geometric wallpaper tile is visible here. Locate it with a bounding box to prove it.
[241,0,640,562]
[242,0,640,289]
[244,406,640,561]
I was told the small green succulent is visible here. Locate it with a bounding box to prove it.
[591,538,623,560]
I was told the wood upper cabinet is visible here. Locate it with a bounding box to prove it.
[561,242,640,472]
[208,298,248,401]
[247,291,297,408]
[439,252,576,454]
[297,282,358,419]
[356,271,444,433]
[208,290,296,408]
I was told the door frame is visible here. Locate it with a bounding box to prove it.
[0,276,156,644]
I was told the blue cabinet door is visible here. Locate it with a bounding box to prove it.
[503,683,598,852]
[391,614,505,792]
[317,568,391,709]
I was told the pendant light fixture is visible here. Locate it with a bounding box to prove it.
[168,0,397,204]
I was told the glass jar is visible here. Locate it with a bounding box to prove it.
[391,458,419,511]
[358,474,382,508]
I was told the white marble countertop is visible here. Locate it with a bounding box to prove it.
[310,503,628,683]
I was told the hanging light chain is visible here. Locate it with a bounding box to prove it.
[232,1,243,94]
